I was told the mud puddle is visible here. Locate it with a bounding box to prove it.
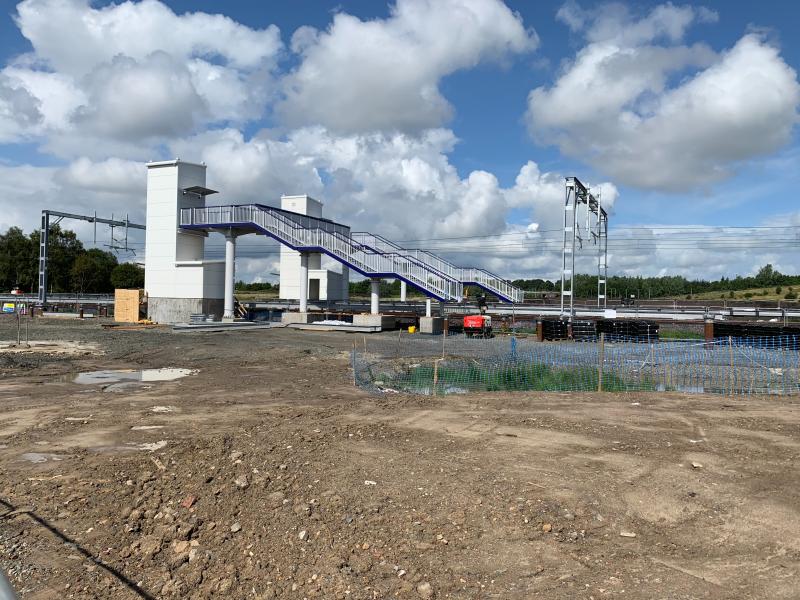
[72,368,195,385]
[20,452,67,463]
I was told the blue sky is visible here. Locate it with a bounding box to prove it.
[0,0,798,281]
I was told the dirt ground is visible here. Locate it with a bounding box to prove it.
[1,317,799,599]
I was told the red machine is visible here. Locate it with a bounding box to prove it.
[463,314,493,338]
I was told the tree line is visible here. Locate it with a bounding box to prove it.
[511,264,800,299]
[0,226,144,294]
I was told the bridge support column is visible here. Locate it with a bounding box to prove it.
[419,298,443,334]
[400,280,407,302]
[223,231,236,321]
[341,265,350,301]
[370,279,380,315]
[299,252,309,313]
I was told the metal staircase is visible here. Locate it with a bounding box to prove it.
[351,233,524,303]
[179,203,524,303]
[179,204,463,301]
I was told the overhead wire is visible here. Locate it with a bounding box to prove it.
[125,223,799,260]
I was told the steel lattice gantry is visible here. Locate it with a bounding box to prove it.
[38,210,145,304]
[560,177,608,323]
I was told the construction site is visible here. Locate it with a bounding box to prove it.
[0,156,797,600]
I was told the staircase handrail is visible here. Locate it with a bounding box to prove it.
[180,204,463,301]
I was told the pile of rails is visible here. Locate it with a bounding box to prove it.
[540,319,659,342]
[714,322,800,349]
[597,319,659,342]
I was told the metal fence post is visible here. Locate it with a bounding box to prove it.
[352,340,357,387]
[597,332,605,392]
[728,336,734,395]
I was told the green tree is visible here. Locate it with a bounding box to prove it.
[71,249,118,294]
[111,262,145,289]
[0,227,37,292]
[755,264,777,286]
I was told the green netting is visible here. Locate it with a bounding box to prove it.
[353,335,800,396]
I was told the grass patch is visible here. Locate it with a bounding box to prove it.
[658,329,704,340]
[387,361,652,394]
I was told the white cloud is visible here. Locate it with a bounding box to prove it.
[279,0,537,133]
[14,0,282,77]
[56,157,144,195]
[169,128,324,203]
[0,159,147,257]
[0,164,58,233]
[0,72,42,142]
[172,126,509,241]
[73,52,206,140]
[556,1,718,46]
[3,0,284,154]
[527,3,800,191]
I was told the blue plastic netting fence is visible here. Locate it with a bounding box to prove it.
[353,334,800,396]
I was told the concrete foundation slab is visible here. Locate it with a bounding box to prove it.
[280,312,327,325]
[419,316,444,335]
[287,323,381,333]
[353,314,397,329]
[148,297,223,325]
[173,322,278,332]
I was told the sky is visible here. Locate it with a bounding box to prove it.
[0,0,798,285]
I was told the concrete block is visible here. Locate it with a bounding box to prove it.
[353,314,396,329]
[148,297,222,324]
[280,312,327,325]
[419,316,444,335]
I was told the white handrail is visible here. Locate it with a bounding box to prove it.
[352,232,523,302]
[181,205,464,301]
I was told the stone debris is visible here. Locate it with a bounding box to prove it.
[417,581,434,598]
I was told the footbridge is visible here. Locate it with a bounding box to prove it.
[178,203,523,311]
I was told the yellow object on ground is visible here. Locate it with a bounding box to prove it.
[408,325,416,334]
